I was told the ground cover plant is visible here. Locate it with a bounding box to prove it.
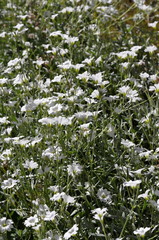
[0,0,159,239]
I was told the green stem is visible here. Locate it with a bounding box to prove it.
[101,220,108,240]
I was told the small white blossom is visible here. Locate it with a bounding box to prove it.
[7,58,21,67]
[82,57,94,65]
[92,208,108,221]
[130,45,142,52]
[145,45,157,53]
[76,71,91,82]
[97,188,112,204]
[134,227,150,237]
[44,211,57,221]
[61,192,76,204]
[64,224,79,239]
[50,31,62,37]
[0,32,7,37]
[50,193,62,202]
[64,36,79,44]
[123,180,142,188]
[67,162,83,177]
[1,178,18,190]
[140,72,149,79]
[23,160,38,170]
[24,215,39,227]
[116,50,137,59]
[0,117,10,124]
[39,116,73,126]
[0,217,13,233]
[121,139,135,148]
[58,60,73,70]
[138,189,150,200]
[148,21,158,28]
[90,90,100,99]
[149,84,159,93]
[51,14,58,20]
[91,72,103,84]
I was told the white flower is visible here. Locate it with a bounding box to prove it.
[149,84,159,93]
[48,185,60,193]
[79,122,91,136]
[42,146,62,159]
[24,215,39,227]
[33,58,47,66]
[72,63,84,71]
[149,74,158,82]
[74,111,99,120]
[138,189,150,200]
[91,72,103,84]
[38,116,72,126]
[1,178,18,190]
[95,56,102,64]
[139,150,153,158]
[59,48,68,56]
[60,7,74,13]
[7,58,21,67]
[64,224,79,239]
[67,162,83,177]
[0,217,13,233]
[50,31,62,37]
[37,204,49,218]
[0,117,10,124]
[14,23,24,30]
[61,192,75,204]
[51,75,63,83]
[51,14,58,20]
[118,86,140,102]
[43,230,62,240]
[29,136,42,146]
[21,101,37,112]
[156,199,159,211]
[138,4,152,12]
[130,45,142,52]
[145,45,157,53]
[97,188,112,204]
[0,78,8,85]
[116,51,130,59]
[90,90,100,99]
[79,122,91,131]
[116,50,137,59]
[92,208,108,221]
[148,21,158,28]
[13,137,30,147]
[120,62,129,69]
[13,73,27,85]
[118,86,131,95]
[0,32,7,38]
[50,193,62,202]
[123,180,142,188]
[82,57,94,65]
[23,160,38,170]
[64,36,79,44]
[107,124,115,137]
[140,72,149,79]
[127,89,141,102]
[58,60,73,70]
[133,227,150,237]
[44,211,56,221]
[48,104,63,115]
[130,168,144,175]
[76,71,91,82]
[121,139,135,148]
